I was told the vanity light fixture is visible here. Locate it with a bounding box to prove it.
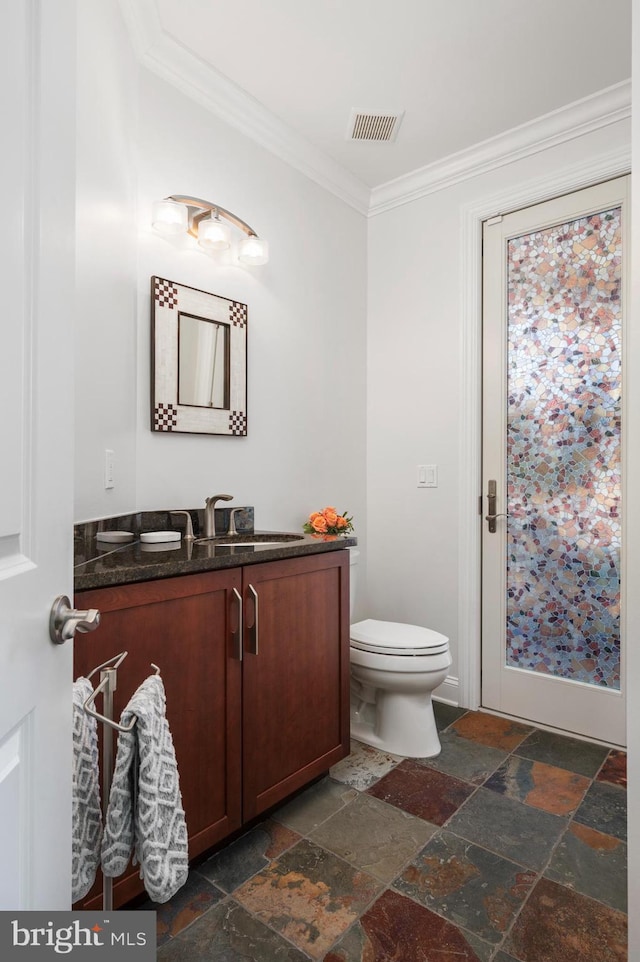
[198,211,231,252]
[151,194,269,266]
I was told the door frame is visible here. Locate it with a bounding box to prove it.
[457,146,630,716]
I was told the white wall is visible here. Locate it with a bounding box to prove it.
[75,0,138,520]
[367,119,631,698]
[133,72,367,540]
[74,2,368,562]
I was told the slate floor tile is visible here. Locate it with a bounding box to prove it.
[514,728,609,777]
[416,731,508,786]
[483,755,590,816]
[157,899,311,961]
[233,838,382,959]
[545,821,627,912]
[366,759,475,825]
[445,787,567,870]
[272,777,358,835]
[146,713,628,962]
[573,779,627,841]
[461,932,495,962]
[394,830,536,945]
[450,712,532,751]
[433,701,469,732]
[309,792,436,882]
[323,888,489,961]
[504,876,627,962]
[136,872,224,945]
[330,739,401,791]
[197,818,301,892]
[597,748,627,787]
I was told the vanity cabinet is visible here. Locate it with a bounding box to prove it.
[240,552,350,821]
[73,549,349,909]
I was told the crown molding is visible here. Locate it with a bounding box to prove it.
[119,3,630,221]
[369,80,631,217]
[118,0,371,216]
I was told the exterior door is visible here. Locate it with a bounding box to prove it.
[0,0,76,907]
[482,177,628,746]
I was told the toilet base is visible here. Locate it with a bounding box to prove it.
[350,688,442,758]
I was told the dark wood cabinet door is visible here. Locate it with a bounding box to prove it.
[241,550,350,820]
[74,568,243,908]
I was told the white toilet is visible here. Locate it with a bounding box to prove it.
[348,549,451,758]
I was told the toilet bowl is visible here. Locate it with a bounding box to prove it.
[349,550,451,758]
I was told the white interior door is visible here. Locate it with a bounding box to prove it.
[482,177,628,746]
[0,0,76,908]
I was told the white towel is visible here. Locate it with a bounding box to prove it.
[101,675,188,903]
[72,677,102,902]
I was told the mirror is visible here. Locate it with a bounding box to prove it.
[151,276,247,436]
[178,314,229,409]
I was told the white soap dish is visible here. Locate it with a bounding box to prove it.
[140,540,182,552]
[96,531,134,543]
[140,530,181,544]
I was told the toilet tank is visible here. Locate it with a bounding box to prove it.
[348,548,359,620]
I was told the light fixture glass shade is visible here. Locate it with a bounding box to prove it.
[238,235,269,266]
[151,199,189,236]
[198,214,231,251]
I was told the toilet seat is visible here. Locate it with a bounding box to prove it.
[350,618,449,656]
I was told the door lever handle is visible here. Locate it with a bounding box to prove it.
[49,595,100,645]
[485,480,507,534]
[485,513,507,528]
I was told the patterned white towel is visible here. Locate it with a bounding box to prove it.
[101,675,188,903]
[72,677,102,902]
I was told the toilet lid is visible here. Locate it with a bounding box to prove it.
[350,619,449,656]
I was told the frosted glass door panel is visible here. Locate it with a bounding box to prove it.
[506,209,622,689]
[482,176,627,745]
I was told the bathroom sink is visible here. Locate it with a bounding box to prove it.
[194,533,302,548]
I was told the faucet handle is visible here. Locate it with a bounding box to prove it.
[170,511,195,541]
[228,507,243,537]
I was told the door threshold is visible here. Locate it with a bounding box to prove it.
[478,704,625,751]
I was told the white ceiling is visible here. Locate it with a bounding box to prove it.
[153,0,631,189]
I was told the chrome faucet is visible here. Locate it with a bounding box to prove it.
[204,493,233,537]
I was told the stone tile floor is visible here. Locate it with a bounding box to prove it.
[142,705,627,961]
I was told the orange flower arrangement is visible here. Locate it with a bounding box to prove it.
[303,506,354,538]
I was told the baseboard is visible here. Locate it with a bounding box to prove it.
[433,675,459,707]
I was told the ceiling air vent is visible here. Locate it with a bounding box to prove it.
[347,109,404,142]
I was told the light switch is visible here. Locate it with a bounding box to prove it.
[104,449,115,489]
[417,464,437,488]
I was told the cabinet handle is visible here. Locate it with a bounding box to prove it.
[231,587,243,661]
[247,583,259,655]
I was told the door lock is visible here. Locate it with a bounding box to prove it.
[485,480,507,533]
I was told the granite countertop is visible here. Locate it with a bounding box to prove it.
[74,528,357,592]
